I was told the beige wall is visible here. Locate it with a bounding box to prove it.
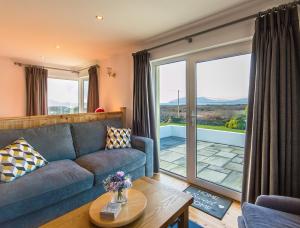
[0,57,84,118]
[0,54,133,123]
[99,52,134,127]
[99,0,297,128]
[0,57,26,117]
[0,0,296,123]
[144,0,293,60]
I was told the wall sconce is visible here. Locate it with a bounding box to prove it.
[107,67,116,77]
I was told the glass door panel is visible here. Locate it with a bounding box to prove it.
[159,61,187,177]
[195,54,251,192]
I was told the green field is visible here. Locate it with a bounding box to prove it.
[160,122,245,133]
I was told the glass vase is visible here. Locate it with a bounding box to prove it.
[111,189,128,205]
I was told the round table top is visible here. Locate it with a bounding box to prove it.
[89,189,147,227]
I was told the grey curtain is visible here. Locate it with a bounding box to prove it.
[87,65,99,112]
[242,4,300,203]
[25,66,48,116]
[132,51,159,173]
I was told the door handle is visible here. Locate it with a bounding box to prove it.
[190,112,197,127]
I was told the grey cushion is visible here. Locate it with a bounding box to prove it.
[71,118,123,157]
[242,203,300,228]
[0,124,76,161]
[0,160,94,223]
[75,148,146,185]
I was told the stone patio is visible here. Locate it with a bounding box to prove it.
[160,136,244,192]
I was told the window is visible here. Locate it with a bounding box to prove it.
[48,77,88,115]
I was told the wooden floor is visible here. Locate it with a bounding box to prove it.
[153,173,241,228]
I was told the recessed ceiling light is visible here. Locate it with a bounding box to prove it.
[56,45,60,49]
[96,15,104,20]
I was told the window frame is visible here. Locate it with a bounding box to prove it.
[80,77,89,113]
[47,75,89,115]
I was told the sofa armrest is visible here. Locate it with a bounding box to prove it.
[131,135,153,177]
[255,195,300,215]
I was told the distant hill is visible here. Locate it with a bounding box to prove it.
[161,97,248,105]
[48,99,77,108]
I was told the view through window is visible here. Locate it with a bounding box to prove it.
[48,78,79,115]
[196,54,251,192]
[159,61,187,177]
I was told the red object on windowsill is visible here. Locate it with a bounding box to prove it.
[95,107,105,113]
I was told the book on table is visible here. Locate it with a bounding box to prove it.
[100,202,122,220]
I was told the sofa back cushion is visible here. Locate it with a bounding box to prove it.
[0,124,76,161]
[71,118,123,157]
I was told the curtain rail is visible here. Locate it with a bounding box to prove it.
[134,0,300,54]
[14,62,99,74]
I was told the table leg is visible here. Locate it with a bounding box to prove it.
[178,208,189,228]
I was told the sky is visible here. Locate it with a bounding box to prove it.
[48,78,79,106]
[159,54,251,103]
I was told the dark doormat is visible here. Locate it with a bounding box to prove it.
[184,185,232,220]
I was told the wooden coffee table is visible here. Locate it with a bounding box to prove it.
[42,177,193,228]
[89,189,147,227]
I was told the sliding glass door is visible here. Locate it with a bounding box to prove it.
[193,54,250,197]
[157,60,187,177]
[154,42,251,200]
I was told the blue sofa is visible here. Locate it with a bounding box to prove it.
[238,195,300,228]
[0,118,153,228]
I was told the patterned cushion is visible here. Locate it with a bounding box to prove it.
[106,127,131,150]
[0,138,48,183]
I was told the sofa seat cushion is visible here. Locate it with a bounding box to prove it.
[242,203,300,228]
[0,159,94,223]
[75,148,146,185]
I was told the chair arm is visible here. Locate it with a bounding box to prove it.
[255,195,300,215]
[131,135,153,177]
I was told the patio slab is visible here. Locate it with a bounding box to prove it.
[201,156,231,167]
[232,156,244,164]
[160,160,179,170]
[197,168,227,184]
[197,148,217,156]
[168,146,187,154]
[170,165,186,176]
[197,162,208,173]
[216,151,237,159]
[208,165,231,174]
[225,162,243,172]
[173,157,186,166]
[160,151,184,162]
[160,136,245,192]
[221,171,243,192]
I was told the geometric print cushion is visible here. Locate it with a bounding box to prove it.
[0,138,48,183]
[106,126,131,150]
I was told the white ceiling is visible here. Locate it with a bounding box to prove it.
[0,0,251,67]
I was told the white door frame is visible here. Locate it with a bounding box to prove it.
[151,40,252,201]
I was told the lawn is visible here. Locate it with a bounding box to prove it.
[160,122,245,133]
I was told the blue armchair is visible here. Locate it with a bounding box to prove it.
[238,195,300,228]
